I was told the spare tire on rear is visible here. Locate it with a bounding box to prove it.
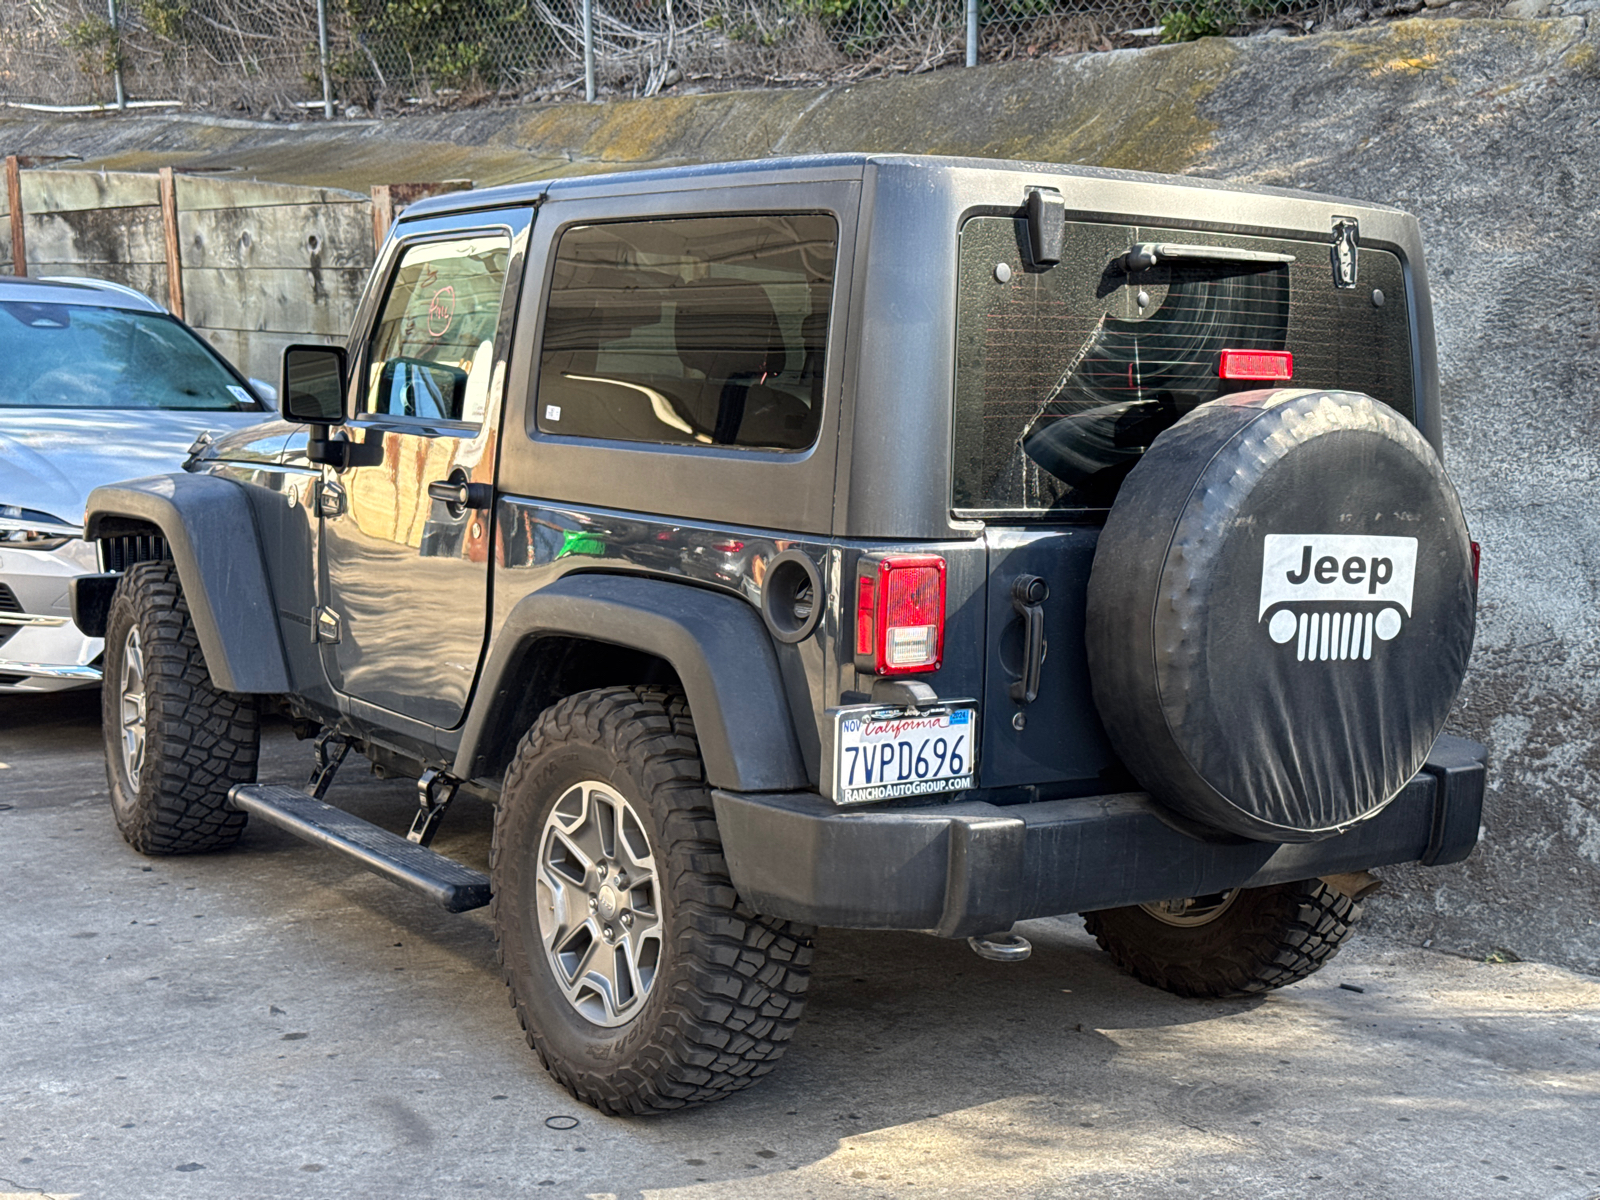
[1086,389,1475,843]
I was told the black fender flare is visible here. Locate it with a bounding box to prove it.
[455,573,808,794]
[82,473,291,694]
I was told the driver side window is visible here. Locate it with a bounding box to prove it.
[363,233,511,424]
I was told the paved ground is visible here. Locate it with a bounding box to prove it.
[3,691,1598,1200]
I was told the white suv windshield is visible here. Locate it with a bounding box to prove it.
[0,301,259,411]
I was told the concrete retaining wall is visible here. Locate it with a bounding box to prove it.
[4,12,1597,972]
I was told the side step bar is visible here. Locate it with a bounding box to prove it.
[229,784,491,913]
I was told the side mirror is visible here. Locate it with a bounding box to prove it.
[280,344,348,425]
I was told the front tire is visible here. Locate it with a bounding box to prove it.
[1082,878,1361,999]
[491,686,813,1114]
[101,561,258,854]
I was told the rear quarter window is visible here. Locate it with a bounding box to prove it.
[952,216,1414,516]
[534,214,837,453]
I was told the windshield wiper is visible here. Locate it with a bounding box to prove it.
[1121,243,1296,272]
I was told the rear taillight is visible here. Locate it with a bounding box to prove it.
[855,555,946,676]
[1218,349,1293,381]
[1471,540,1481,587]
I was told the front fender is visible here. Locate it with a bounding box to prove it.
[83,473,290,694]
[457,573,808,793]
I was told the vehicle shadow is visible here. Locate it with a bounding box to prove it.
[0,688,103,756]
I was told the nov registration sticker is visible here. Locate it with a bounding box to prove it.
[828,703,977,806]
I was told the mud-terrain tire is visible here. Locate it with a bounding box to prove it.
[101,561,258,854]
[491,685,814,1114]
[1082,878,1360,999]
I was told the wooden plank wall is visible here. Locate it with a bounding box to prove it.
[176,176,373,384]
[10,170,171,307]
[0,168,376,385]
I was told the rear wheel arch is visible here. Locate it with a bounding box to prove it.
[455,574,808,794]
[460,634,683,788]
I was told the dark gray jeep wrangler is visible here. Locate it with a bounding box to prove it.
[74,154,1486,1114]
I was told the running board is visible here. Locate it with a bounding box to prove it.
[228,784,491,913]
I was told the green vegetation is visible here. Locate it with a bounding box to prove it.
[345,0,538,88]
[64,14,122,81]
[138,0,191,40]
[1157,0,1290,42]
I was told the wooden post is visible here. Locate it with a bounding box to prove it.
[157,166,184,320]
[371,180,473,252]
[5,156,25,277]
[371,184,394,253]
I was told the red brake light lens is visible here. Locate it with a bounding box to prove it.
[857,555,946,676]
[1471,540,1481,587]
[1218,349,1293,381]
[855,573,876,658]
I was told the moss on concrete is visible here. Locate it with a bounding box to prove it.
[1,34,1246,189]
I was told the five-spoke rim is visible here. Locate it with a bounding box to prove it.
[1140,889,1239,928]
[535,781,662,1028]
[119,627,147,788]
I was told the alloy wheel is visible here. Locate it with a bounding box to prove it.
[1140,889,1240,928]
[119,627,147,788]
[535,780,662,1027]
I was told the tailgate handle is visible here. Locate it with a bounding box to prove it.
[1009,575,1049,706]
[1122,243,1296,272]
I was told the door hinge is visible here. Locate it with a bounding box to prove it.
[315,606,342,644]
[317,480,346,518]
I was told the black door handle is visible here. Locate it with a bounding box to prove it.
[1009,574,1049,705]
[427,471,493,516]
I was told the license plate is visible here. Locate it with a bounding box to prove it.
[830,703,977,805]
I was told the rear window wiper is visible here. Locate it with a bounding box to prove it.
[1121,243,1297,272]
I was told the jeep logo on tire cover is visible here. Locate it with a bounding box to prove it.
[1259,534,1418,661]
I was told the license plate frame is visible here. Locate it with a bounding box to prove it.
[827,702,978,806]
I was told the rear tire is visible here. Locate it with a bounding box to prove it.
[491,685,813,1114]
[101,562,258,854]
[1082,878,1361,998]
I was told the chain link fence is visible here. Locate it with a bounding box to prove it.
[1,0,1340,115]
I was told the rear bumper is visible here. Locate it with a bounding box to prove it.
[712,734,1486,939]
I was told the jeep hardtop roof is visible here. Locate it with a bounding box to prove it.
[398,153,1409,228]
[390,152,1438,542]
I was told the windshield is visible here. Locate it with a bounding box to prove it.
[0,301,260,411]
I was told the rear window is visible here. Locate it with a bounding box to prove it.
[952,217,1414,515]
[534,214,837,452]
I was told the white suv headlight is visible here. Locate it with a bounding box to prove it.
[0,506,84,552]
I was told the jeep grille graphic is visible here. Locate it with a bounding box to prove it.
[1267,607,1407,662]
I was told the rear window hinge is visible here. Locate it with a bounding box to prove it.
[1331,217,1360,289]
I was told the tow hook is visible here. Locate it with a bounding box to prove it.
[967,931,1032,962]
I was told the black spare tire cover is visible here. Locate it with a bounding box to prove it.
[1086,389,1476,843]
